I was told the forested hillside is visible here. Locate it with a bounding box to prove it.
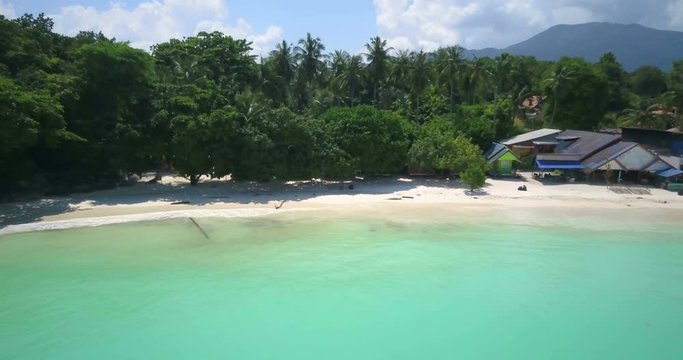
[467,23,683,72]
[1,14,682,196]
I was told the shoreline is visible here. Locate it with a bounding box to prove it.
[1,174,682,235]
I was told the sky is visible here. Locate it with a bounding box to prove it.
[1,0,683,55]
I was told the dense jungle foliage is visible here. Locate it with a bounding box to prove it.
[1,13,682,195]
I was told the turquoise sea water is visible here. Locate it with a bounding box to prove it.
[1,212,682,359]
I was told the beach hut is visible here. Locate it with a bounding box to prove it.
[500,128,561,158]
[657,168,683,192]
[485,143,521,176]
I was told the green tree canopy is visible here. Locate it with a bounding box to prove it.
[319,106,413,175]
[542,57,609,130]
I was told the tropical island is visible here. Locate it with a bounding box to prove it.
[3,7,683,359]
[1,13,682,230]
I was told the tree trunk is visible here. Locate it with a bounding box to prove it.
[190,174,201,186]
[450,80,454,107]
[551,93,558,125]
[492,88,498,128]
[373,83,377,105]
[350,85,355,106]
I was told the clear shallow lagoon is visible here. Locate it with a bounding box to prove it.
[1,213,682,359]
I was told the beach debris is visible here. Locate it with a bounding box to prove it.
[402,195,414,199]
[171,200,190,205]
[609,187,651,195]
[147,173,162,184]
[189,217,209,239]
[274,200,286,209]
[387,197,402,200]
[517,185,527,191]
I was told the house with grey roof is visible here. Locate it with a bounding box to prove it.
[500,128,561,158]
[533,129,679,183]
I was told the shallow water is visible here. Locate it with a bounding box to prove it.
[1,213,682,359]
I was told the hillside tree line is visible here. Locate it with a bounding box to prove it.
[1,14,683,195]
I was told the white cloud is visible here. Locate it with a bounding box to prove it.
[194,18,283,55]
[49,0,282,54]
[669,0,683,27]
[374,0,479,51]
[551,6,594,25]
[373,0,683,50]
[0,0,15,18]
[385,36,413,51]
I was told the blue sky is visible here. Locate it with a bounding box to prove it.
[2,0,377,53]
[1,0,682,54]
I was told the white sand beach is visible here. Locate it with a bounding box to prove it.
[1,172,681,235]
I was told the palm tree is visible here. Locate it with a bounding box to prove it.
[464,57,488,104]
[543,65,575,125]
[435,46,464,107]
[337,55,364,106]
[364,36,393,104]
[329,50,349,78]
[294,33,326,107]
[491,54,512,94]
[266,41,296,105]
[389,49,412,94]
[269,40,295,85]
[508,85,532,128]
[489,54,513,125]
[295,33,326,85]
[327,50,350,105]
[619,99,676,130]
[408,50,430,111]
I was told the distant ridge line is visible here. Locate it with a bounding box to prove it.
[463,22,683,71]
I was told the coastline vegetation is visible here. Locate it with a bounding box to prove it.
[1,13,682,197]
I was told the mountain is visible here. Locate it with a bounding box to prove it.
[465,22,683,72]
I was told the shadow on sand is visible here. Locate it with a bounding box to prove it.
[0,176,479,227]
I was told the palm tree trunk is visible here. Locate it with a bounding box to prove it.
[551,92,558,125]
[449,80,454,107]
[373,83,378,105]
[493,88,498,126]
[350,85,355,106]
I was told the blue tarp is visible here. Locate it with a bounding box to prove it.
[657,168,683,178]
[536,160,583,170]
[672,141,683,155]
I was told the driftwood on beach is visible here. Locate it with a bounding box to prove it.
[189,217,209,239]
